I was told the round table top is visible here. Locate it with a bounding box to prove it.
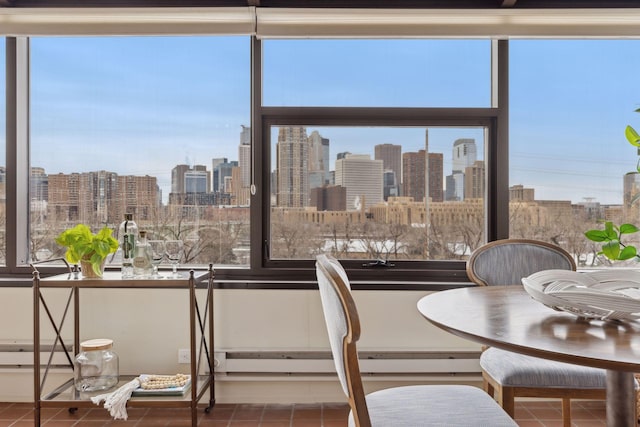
[417,286,640,372]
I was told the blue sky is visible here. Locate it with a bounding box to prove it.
[1,37,639,205]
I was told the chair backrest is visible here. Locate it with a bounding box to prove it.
[467,239,576,286]
[315,254,371,427]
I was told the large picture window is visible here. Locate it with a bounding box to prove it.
[268,125,486,261]
[509,40,640,268]
[29,37,251,268]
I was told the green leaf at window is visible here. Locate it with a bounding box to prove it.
[625,125,640,147]
[619,223,640,235]
[602,240,621,260]
[604,221,619,240]
[584,229,609,242]
[619,246,638,260]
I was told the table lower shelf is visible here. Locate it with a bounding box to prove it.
[38,374,213,409]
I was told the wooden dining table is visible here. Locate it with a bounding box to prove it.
[417,286,640,427]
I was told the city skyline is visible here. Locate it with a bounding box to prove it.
[3,38,640,205]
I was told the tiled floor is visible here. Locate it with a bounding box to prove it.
[0,399,615,426]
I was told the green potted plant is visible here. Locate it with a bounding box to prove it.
[585,109,640,261]
[55,224,119,278]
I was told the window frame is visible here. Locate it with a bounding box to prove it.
[248,39,509,284]
[3,36,509,288]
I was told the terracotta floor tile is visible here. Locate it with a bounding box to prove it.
[40,421,78,427]
[0,399,631,426]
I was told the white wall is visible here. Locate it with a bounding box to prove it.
[0,287,480,403]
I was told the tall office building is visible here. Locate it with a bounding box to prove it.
[403,151,426,202]
[276,126,309,208]
[31,167,48,202]
[238,125,251,188]
[382,170,399,200]
[184,170,209,193]
[212,159,237,194]
[452,138,477,173]
[310,185,346,211]
[172,164,210,194]
[171,164,190,194]
[375,143,402,198]
[464,160,485,199]
[403,150,443,203]
[335,154,383,210]
[446,138,477,201]
[428,152,444,203]
[308,130,330,189]
[212,158,227,192]
[47,171,158,223]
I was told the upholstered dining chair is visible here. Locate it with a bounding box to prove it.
[315,254,518,427]
[466,239,608,427]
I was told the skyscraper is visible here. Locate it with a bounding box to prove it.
[172,164,210,194]
[452,138,477,173]
[276,126,309,208]
[238,125,251,188]
[335,154,383,210]
[308,130,330,189]
[428,152,444,203]
[446,138,477,201]
[464,160,485,199]
[375,143,402,198]
[403,151,426,202]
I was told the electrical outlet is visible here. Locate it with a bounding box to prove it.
[178,349,190,364]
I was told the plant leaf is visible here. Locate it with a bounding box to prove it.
[619,246,637,260]
[602,240,621,260]
[619,223,640,234]
[604,221,619,240]
[626,125,640,147]
[584,229,608,242]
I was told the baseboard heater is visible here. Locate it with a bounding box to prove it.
[0,341,72,369]
[214,350,482,380]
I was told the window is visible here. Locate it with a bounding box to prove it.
[509,40,640,268]
[268,125,487,261]
[29,36,251,268]
[258,38,500,282]
[262,39,491,108]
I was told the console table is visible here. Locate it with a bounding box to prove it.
[32,266,215,427]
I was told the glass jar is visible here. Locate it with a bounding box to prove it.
[74,338,119,392]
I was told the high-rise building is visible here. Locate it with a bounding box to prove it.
[382,170,399,200]
[375,143,402,197]
[171,164,190,194]
[335,154,383,210]
[239,125,251,188]
[212,158,228,192]
[172,164,210,194]
[31,167,48,202]
[464,160,485,199]
[212,159,237,194]
[452,138,477,173]
[276,126,309,208]
[403,151,426,202]
[446,138,477,201]
[308,130,330,189]
[428,152,444,203]
[310,185,346,211]
[184,170,209,193]
[47,171,158,223]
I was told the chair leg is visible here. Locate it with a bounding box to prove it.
[561,398,571,427]
[496,386,516,418]
[483,377,495,397]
